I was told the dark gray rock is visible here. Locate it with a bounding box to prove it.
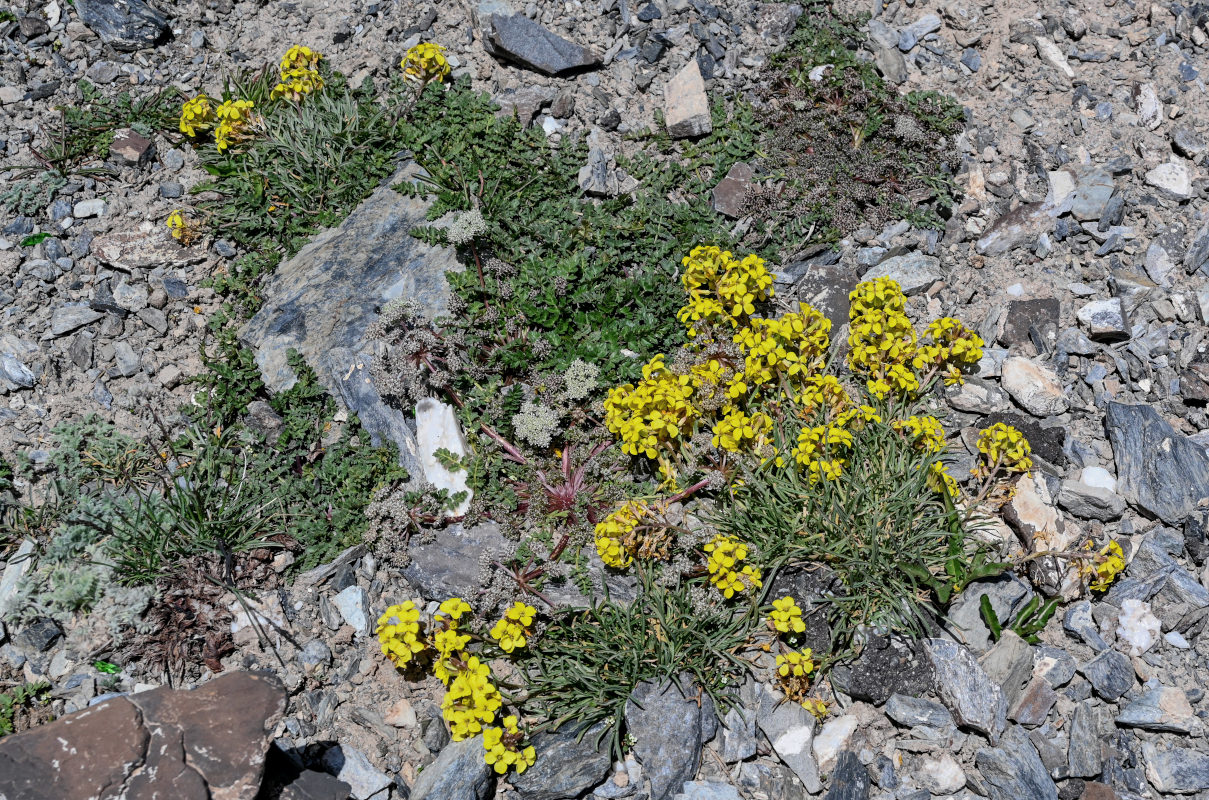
[484,14,601,75]
[281,770,352,800]
[925,638,1007,740]
[885,694,953,729]
[976,202,1061,255]
[1078,650,1133,701]
[1063,600,1109,651]
[974,725,1058,800]
[830,631,932,705]
[947,574,1034,654]
[823,750,869,800]
[13,619,61,652]
[1067,699,1110,778]
[626,677,716,800]
[791,262,856,334]
[716,705,757,763]
[1185,219,1209,275]
[1000,297,1060,349]
[711,162,753,219]
[1141,743,1209,793]
[511,722,611,800]
[1104,401,1209,525]
[757,698,822,793]
[74,0,170,51]
[241,162,460,477]
[409,735,493,800]
[1116,685,1195,733]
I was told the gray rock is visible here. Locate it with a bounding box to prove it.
[1133,83,1163,130]
[673,783,741,800]
[1063,600,1109,651]
[241,162,460,478]
[871,42,907,84]
[331,586,369,633]
[1000,357,1068,416]
[1076,299,1130,342]
[976,202,1062,255]
[1105,401,1209,525]
[72,198,107,218]
[13,618,61,652]
[716,706,757,763]
[112,281,149,312]
[884,694,953,729]
[281,770,352,800]
[1145,162,1193,200]
[1182,219,1209,275]
[625,678,715,800]
[1007,677,1057,727]
[925,638,1007,740]
[1172,126,1207,159]
[511,722,611,800]
[860,252,940,295]
[829,631,932,705]
[979,631,1033,708]
[1069,169,1115,221]
[408,735,493,800]
[790,262,856,333]
[1143,743,1209,794]
[298,640,332,668]
[947,575,1034,653]
[484,14,601,75]
[822,750,869,800]
[974,725,1058,800]
[712,162,753,219]
[1033,645,1075,688]
[1067,700,1110,778]
[50,305,104,337]
[0,354,35,389]
[111,342,140,377]
[1144,242,1178,286]
[946,376,1011,413]
[495,85,556,126]
[664,60,712,139]
[1078,650,1134,700]
[1116,685,1195,733]
[74,0,169,50]
[1058,480,1126,521]
[758,699,822,793]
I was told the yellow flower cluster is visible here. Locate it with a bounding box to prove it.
[914,317,984,386]
[272,45,325,101]
[376,601,425,666]
[594,500,645,569]
[893,415,946,454]
[731,309,831,398]
[927,461,959,498]
[179,94,213,137]
[442,654,503,740]
[801,698,829,719]
[769,596,806,634]
[677,245,773,336]
[704,535,762,598]
[847,277,917,399]
[775,648,815,704]
[975,422,1033,474]
[798,374,850,418]
[214,99,255,152]
[490,602,536,653]
[484,715,537,775]
[604,355,697,460]
[165,209,200,245]
[712,409,772,453]
[1082,540,1126,592]
[402,42,451,82]
[791,424,854,481]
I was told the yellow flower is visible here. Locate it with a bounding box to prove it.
[483,715,537,775]
[179,94,213,137]
[376,601,426,667]
[212,99,255,152]
[975,422,1032,474]
[769,596,806,635]
[704,535,762,598]
[272,66,325,101]
[280,44,322,72]
[402,42,452,82]
[437,597,473,624]
[490,602,536,653]
[165,209,200,244]
[1082,540,1125,592]
[893,415,946,454]
[441,655,502,741]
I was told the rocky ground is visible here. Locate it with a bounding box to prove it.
[3,0,1209,797]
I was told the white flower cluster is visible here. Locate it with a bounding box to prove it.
[447,209,487,246]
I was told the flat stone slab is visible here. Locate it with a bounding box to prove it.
[240,162,460,476]
[484,13,601,75]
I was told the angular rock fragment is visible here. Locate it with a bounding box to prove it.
[664,60,712,138]
[1105,401,1209,524]
[626,677,716,800]
[74,0,170,51]
[925,638,1007,740]
[975,725,1058,800]
[484,14,601,75]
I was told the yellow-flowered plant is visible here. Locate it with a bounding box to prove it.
[179,94,213,137]
[490,602,536,653]
[914,317,984,385]
[484,715,537,775]
[594,500,644,569]
[604,355,697,462]
[1082,540,1125,592]
[975,422,1033,475]
[378,596,534,773]
[769,596,806,634]
[775,648,815,704]
[801,697,829,719]
[165,209,201,245]
[704,535,762,598]
[791,424,854,482]
[893,415,946,454]
[731,309,831,398]
[280,44,321,71]
[377,601,426,667]
[677,245,774,336]
[213,98,255,152]
[402,42,451,82]
[712,409,772,454]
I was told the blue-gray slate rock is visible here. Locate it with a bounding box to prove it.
[626,677,717,800]
[240,162,460,477]
[885,694,953,729]
[924,638,1006,741]
[823,751,869,800]
[974,725,1058,800]
[74,0,170,50]
[511,722,611,800]
[1062,599,1109,651]
[409,735,493,800]
[1104,401,1209,525]
[1142,742,1209,793]
[484,14,601,75]
[1078,650,1134,700]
